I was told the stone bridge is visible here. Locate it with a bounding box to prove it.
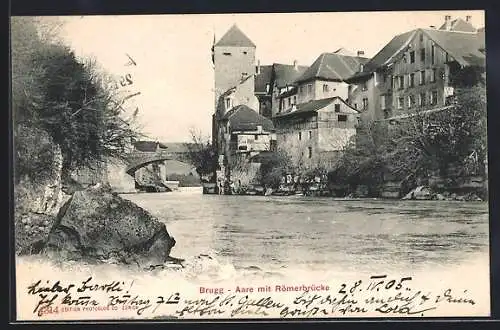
[125,149,191,176]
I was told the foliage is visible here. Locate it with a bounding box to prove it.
[328,77,487,195]
[257,150,293,189]
[11,17,141,182]
[14,124,59,184]
[185,128,218,178]
[165,173,201,187]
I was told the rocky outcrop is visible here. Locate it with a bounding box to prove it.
[44,185,176,267]
[402,185,484,201]
[14,128,72,255]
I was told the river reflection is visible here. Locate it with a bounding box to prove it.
[122,192,489,274]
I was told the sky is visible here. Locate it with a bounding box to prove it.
[57,10,484,143]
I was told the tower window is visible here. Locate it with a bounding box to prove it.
[243,51,247,54]
[223,52,232,56]
[308,147,312,159]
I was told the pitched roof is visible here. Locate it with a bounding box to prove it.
[439,18,476,32]
[254,65,273,94]
[423,28,485,67]
[295,53,369,83]
[215,24,256,48]
[274,96,358,118]
[222,105,274,131]
[273,63,309,88]
[333,48,357,56]
[347,28,485,82]
[364,30,416,74]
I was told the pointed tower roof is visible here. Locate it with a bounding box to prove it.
[215,24,256,47]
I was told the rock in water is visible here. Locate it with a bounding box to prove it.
[44,186,176,267]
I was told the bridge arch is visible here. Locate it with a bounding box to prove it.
[125,150,192,176]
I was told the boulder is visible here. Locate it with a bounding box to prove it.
[402,186,433,200]
[44,185,176,267]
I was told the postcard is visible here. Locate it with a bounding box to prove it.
[11,10,489,320]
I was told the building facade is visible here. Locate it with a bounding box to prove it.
[273,97,359,170]
[346,15,485,122]
[272,50,367,170]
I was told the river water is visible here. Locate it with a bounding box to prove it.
[123,189,490,275]
[15,189,491,319]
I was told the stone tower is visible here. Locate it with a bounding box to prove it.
[212,24,256,118]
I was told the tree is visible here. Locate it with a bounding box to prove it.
[11,17,142,182]
[257,149,292,189]
[184,128,218,180]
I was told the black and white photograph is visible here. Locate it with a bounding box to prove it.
[11,10,489,320]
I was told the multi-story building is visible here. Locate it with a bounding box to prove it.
[254,62,308,118]
[346,15,486,122]
[272,49,367,170]
[273,97,359,170]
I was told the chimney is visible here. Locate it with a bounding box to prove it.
[293,60,298,70]
[256,60,261,75]
[357,50,365,57]
[444,15,452,30]
[466,15,472,23]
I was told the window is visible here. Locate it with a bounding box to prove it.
[398,76,404,90]
[308,131,312,139]
[397,97,404,109]
[266,83,270,93]
[300,86,304,94]
[431,44,435,64]
[323,84,329,92]
[430,90,438,105]
[354,103,358,109]
[419,92,426,106]
[279,99,283,111]
[408,95,415,109]
[409,73,415,87]
[431,68,437,82]
[362,82,368,91]
[298,132,302,140]
[255,135,259,140]
[308,147,312,159]
[288,98,291,107]
[307,84,313,94]
[410,51,415,63]
[338,114,347,122]
[362,98,368,110]
[380,95,387,109]
[419,70,426,85]
[420,48,425,63]
[334,104,341,112]
[293,96,297,105]
[223,52,232,56]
